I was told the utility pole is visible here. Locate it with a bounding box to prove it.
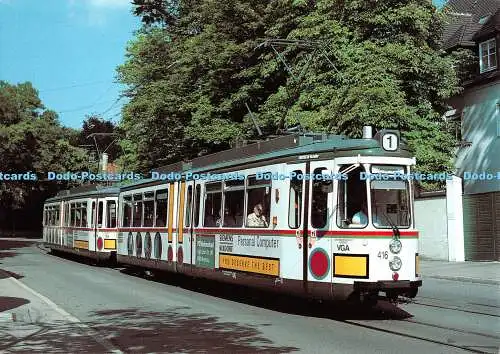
[86,133,118,173]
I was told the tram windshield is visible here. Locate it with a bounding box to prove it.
[370,165,411,228]
[337,165,368,228]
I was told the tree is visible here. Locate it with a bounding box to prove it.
[120,0,462,189]
[0,81,88,231]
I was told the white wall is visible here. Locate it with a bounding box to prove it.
[415,196,449,260]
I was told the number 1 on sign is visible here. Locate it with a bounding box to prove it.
[382,133,398,151]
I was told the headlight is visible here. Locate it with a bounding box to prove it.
[389,256,402,271]
[389,239,402,254]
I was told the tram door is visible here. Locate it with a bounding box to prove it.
[285,162,309,287]
[177,180,194,267]
[307,161,334,284]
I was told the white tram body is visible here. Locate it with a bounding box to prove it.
[43,186,119,261]
[113,129,422,302]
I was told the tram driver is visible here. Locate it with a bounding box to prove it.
[352,203,368,225]
[351,204,380,226]
[247,203,269,228]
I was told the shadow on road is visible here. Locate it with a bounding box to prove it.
[121,268,413,322]
[0,241,35,280]
[0,297,30,312]
[0,306,298,353]
[91,307,297,353]
[0,241,34,261]
[42,249,412,322]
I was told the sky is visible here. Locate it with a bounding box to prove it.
[0,0,448,130]
[0,0,140,129]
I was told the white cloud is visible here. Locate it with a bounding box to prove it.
[66,0,132,27]
[89,0,131,8]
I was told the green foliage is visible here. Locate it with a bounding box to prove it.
[0,81,88,214]
[120,0,462,189]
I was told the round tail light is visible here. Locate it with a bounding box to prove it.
[97,237,103,251]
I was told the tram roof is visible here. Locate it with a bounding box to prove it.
[45,184,119,203]
[120,130,412,191]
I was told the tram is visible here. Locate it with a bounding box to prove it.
[43,127,422,303]
[114,127,421,303]
[43,185,119,261]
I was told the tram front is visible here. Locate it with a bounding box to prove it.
[332,130,421,304]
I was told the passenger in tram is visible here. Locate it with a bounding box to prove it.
[215,212,223,227]
[247,203,268,227]
[352,204,368,226]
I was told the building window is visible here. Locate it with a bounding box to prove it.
[444,109,463,142]
[479,38,497,73]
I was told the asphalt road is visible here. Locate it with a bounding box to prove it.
[1,240,499,353]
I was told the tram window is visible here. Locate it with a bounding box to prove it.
[311,167,331,229]
[122,197,132,227]
[289,170,303,229]
[193,185,201,227]
[371,179,411,228]
[143,199,154,227]
[91,202,95,228]
[185,186,193,228]
[81,203,87,228]
[107,201,117,228]
[155,189,168,227]
[132,203,142,227]
[96,201,103,227]
[75,204,82,227]
[70,203,75,226]
[223,180,244,227]
[246,175,271,228]
[204,182,222,227]
[55,207,60,225]
[337,165,368,228]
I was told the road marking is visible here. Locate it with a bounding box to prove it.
[5,276,122,353]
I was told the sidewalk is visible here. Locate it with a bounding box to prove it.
[420,259,500,285]
[0,269,119,353]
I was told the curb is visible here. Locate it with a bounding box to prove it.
[427,275,500,286]
[0,269,122,353]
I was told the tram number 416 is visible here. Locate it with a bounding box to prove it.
[378,251,388,259]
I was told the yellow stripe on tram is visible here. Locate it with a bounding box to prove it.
[177,182,186,243]
[167,183,175,243]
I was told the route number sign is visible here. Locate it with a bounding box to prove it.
[382,132,399,151]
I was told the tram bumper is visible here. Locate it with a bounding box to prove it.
[354,280,422,298]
